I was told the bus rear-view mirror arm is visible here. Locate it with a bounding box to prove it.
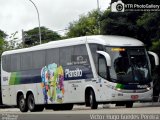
[148,51,159,66]
[96,51,111,67]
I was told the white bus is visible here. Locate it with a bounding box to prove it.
[1,35,159,112]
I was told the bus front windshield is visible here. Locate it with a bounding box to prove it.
[106,47,151,84]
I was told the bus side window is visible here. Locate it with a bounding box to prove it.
[2,55,11,72]
[73,44,89,63]
[2,56,6,71]
[98,55,107,79]
[10,54,20,72]
[89,44,104,72]
[46,48,59,65]
[59,47,74,66]
[21,52,32,70]
[32,50,45,69]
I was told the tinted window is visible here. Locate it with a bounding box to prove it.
[89,44,104,71]
[2,56,6,71]
[60,47,74,65]
[32,50,45,69]
[98,55,107,79]
[71,45,89,65]
[74,44,88,56]
[21,52,32,70]
[10,54,20,72]
[46,48,59,65]
[2,55,11,72]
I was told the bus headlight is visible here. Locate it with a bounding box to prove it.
[116,88,121,91]
[146,87,151,91]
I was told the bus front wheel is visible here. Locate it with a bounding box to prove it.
[18,95,28,112]
[89,90,98,109]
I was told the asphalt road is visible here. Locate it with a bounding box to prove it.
[0,103,160,120]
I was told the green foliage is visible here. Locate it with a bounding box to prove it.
[3,40,23,51]
[25,27,61,46]
[0,37,4,55]
[66,10,100,38]
[0,30,23,56]
[0,30,7,55]
[150,40,160,55]
[0,29,7,38]
[137,12,160,40]
[101,11,152,47]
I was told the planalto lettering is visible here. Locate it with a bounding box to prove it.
[65,68,82,78]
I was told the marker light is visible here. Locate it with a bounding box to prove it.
[111,48,125,52]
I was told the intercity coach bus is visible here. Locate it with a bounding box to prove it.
[1,35,159,112]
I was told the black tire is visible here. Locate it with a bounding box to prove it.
[85,91,90,107]
[27,94,44,112]
[89,90,98,109]
[18,95,28,112]
[27,94,36,112]
[126,102,133,108]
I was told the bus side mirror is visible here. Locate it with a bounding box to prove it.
[96,51,111,67]
[148,51,159,66]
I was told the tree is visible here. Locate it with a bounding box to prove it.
[24,27,61,46]
[101,10,148,43]
[0,30,7,55]
[2,31,23,51]
[0,30,7,38]
[66,10,100,38]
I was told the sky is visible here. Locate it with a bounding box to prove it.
[0,0,111,38]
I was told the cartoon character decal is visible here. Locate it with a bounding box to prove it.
[41,63,64,104]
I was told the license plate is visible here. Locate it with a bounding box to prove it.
[131,95,139,100]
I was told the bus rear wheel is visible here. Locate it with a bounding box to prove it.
[89,90,98,109]
[18,95,28,112]
[27,94,44,112]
